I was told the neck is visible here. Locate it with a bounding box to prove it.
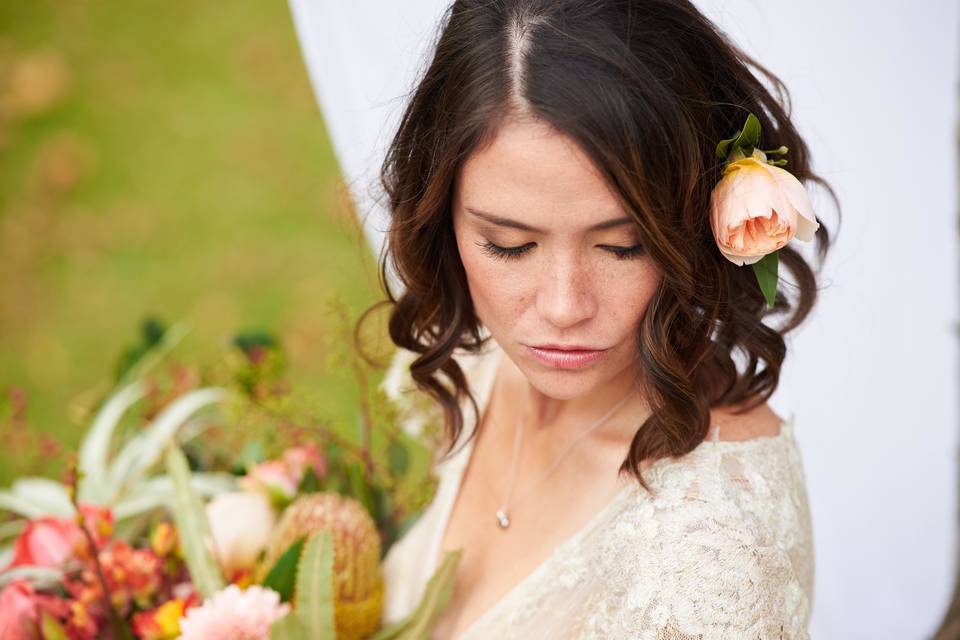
[504,358,650,442]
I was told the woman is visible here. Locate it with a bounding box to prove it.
[363,0,837,637]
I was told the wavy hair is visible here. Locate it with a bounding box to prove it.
[356,0,840,494]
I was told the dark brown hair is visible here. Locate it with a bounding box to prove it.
[357,0,840,494]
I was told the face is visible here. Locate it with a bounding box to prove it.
[452,116,663,400]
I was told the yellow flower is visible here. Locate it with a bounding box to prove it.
[709,149,819,266]
[153,599,186,636]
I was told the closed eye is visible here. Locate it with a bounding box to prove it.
[475,240,645,261]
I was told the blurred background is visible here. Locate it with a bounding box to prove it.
[2,0,958,637]
[0,1,382,486]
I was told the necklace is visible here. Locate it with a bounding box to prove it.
[494,386,636,530]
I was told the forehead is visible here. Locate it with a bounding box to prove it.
[455,117,625,228]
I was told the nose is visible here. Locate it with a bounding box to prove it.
[535,251,597,329]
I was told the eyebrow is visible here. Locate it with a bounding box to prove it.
[465,207,635,233]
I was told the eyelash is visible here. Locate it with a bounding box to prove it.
[476,239,646,261]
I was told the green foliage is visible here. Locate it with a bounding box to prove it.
[716,112,762,160]
[752,250,780,309]
[368,549,463,640]
[269,530,336,640]
[113,317,173,385]
[261,535,307,602]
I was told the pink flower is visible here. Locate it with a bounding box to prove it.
[5,504,113,571]
[239,444,326,506]
[177,585,290,640]
[0,580,40,640]
[281,443,326,481]
[239,461,298,502]
[6,517,79,570]
[709,148,819,266]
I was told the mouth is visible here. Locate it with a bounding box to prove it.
[525,344,610,370]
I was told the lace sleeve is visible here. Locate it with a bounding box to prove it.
[649,510,808,640]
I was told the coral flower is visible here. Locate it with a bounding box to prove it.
[709,148,819,266]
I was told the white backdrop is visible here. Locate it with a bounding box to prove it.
[287,1,959,637]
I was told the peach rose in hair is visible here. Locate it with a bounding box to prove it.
[709,148,819,266]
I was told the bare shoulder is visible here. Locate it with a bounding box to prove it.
[708,400,785,442]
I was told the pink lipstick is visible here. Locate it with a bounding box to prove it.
[526,344,609,370]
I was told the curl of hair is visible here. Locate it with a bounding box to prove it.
[356,0,840,496]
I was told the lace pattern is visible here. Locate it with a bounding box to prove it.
[380,343,814,640]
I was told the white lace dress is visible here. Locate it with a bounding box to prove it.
[380,340,814,639]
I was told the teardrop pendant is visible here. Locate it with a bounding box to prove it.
[495,509,510,529]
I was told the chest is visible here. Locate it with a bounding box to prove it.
[428,430,632,639]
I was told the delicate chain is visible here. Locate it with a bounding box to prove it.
[497,385,636,527]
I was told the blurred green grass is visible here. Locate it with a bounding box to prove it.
[0,1,388,484]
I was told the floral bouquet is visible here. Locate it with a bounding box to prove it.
[0,314,460,639]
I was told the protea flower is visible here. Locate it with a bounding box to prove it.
[265,492,383,640]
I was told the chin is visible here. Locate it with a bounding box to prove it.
[517,364,609,400]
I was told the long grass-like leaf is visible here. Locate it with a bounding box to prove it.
[164,445,224,598]
[389,549,462,640]
[77,380,148,504]
[295,530,336,638]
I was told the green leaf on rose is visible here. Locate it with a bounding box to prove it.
[716,112,762,160]
[752,250,779,309]
[715,134,738,159]
[732,112,761,151]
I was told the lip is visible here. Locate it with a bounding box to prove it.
[526,344,610,370]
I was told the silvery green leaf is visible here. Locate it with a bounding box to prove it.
[0,477,73,519]
[77,380,148,504]
[0,565,63,590]
[112,472,236,520]
[0,491,46,519]
[107,387,228,495]
[0,520,24,545]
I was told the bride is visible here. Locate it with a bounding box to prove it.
[367,0,834,638]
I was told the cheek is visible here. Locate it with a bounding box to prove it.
[603,264,661,330]
[458,243,530,324]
